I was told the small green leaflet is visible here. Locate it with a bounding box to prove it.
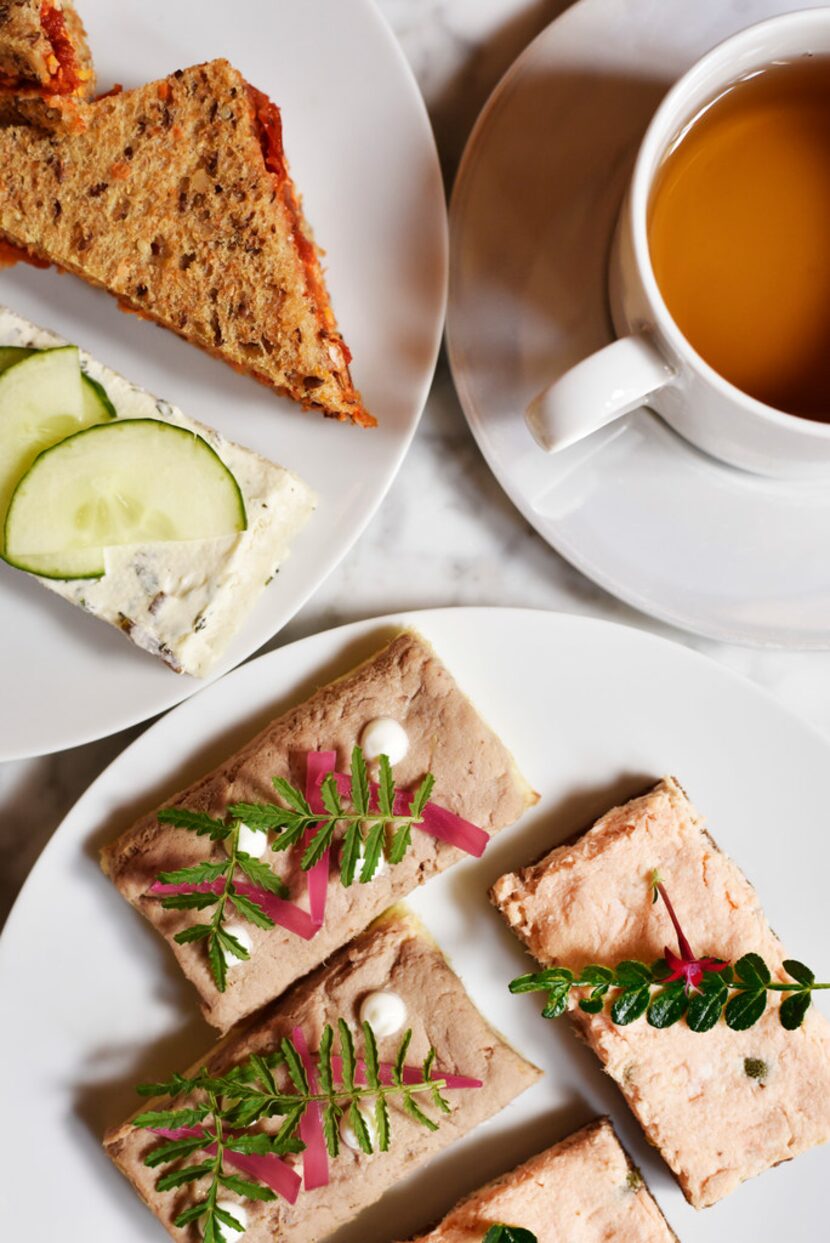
[482,1227,538,1243]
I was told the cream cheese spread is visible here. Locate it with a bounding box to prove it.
[0,306,316,677]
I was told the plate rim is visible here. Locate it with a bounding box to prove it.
[446,0,830,653]
[0,0,449,762]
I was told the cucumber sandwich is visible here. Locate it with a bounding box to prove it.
[0,307,316,676]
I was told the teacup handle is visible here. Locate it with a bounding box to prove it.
[525,334,676,453]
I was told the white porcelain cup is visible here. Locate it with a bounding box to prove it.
[525,9,830,480]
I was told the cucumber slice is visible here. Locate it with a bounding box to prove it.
[5,419,247,579]
[81,372,117,422]
[0,346,94,539]
[0,346,35,376]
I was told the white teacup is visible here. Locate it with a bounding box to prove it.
[526,9,830,481]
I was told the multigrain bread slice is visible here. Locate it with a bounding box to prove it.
[404,1118,679,1243]
[104,908,541,1243]
[101,629,537,1031]
[0,58,371,423]
[491,777,830,1208]
[0,0,94,129]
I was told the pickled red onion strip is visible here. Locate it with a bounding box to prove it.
[148,880,318,941]
[150,1126,301,1203]
[319,770,488,858]
[304,751,337,926]
[292,1026,329,1190]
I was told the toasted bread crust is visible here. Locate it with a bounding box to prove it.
[0,59,371,423]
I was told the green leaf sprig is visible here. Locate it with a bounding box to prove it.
[509,875,829,1033]
[228,746,435,886]
[153,816,288,994]
[135,1020,453,1242]
[510,955,828,1032]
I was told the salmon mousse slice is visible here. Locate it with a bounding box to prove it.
[404,1118,679,1243]
[491,777,830,1208]
[101,630,538,1032]
[104,909,541,1243]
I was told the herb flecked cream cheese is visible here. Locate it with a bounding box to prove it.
[0,307,316,675]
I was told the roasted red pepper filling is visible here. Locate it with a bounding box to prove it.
[40,1,80,94]
[247,84,350,360]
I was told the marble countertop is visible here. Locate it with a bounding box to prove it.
[3,0,830,927]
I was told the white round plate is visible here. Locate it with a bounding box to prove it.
[1,607,827,1241]
[448,0,830,651]
[0,0,446,760]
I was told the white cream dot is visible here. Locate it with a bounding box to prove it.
[359,990,407,1038]
[339,1102,378,1152]
[224,923,254,968]
[216,1201,248,1233]
[360,718,409,766]
[236,822,268,857]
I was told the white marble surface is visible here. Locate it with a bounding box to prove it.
[4,0,830,927]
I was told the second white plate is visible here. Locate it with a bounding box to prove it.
[448,0,830,650]
[1,607,828,1241]
[0,0,447,760]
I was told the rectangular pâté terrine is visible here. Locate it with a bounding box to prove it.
[491,777,830,1208]
[104,908,541,1243]
[0,306,315,675]
[404,1118,678,1242]
[101,630,537,1031]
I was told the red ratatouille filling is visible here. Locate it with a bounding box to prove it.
[0,3,81,94]
[246,84,347,355]
[39,1,81,94]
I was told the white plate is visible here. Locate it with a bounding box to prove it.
[0,0,446,761]
[447,0,830,651]
[1,606,827,1241]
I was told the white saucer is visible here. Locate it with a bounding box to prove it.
[447,0,830,649]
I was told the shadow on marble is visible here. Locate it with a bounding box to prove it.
[427,0,574,178]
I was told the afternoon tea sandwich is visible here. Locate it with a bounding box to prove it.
[104,908,540,1242]
[0,59,370,423]
[0,306,315,675]
[404,1118,678,1243]
[492,777,830,1208]
[0,0,94,129]
[101,630,537,1031]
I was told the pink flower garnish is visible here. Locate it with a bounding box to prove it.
[655,880,729,994]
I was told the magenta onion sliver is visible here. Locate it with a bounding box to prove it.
[304,751,337,926]
[151,1127,301,1203]
[292,1026,330,1190]
[148,879,319,941]
[323,770,488,857]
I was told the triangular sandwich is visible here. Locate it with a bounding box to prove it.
[0,58,372,424]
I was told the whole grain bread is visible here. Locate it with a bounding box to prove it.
[0,58,371,423]
[0,0,94,129]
